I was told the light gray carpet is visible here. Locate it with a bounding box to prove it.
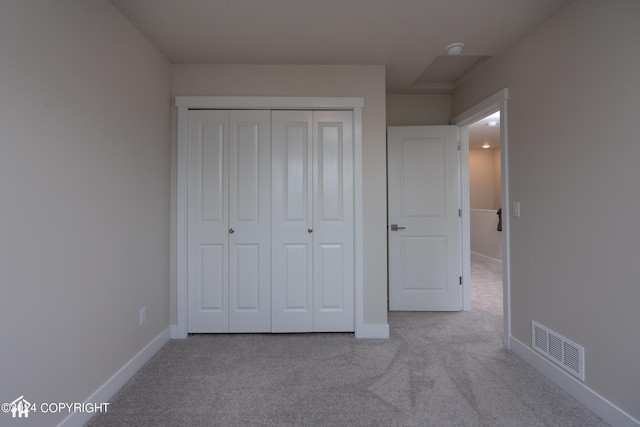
[86,261,608,426]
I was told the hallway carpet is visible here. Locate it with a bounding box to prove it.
[86,261,608,426]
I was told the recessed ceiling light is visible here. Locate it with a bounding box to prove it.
[487,120,498,127]
[482,142,490,149]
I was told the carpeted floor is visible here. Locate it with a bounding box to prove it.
[86,260,608,426]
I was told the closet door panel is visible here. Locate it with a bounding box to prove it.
[188,110,230,332]
[229,110,271,332]
[200,245,225,309]
[283,244,310,308]
[285,130,307,220]
[317,243,344,308]
[271,111,314,332]
[313,111,354,332]
[317,124,342,221]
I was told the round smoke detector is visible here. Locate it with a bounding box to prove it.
[445,42,465,56]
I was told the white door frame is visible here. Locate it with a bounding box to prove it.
[451,88,511,348]
[173,96,365,339]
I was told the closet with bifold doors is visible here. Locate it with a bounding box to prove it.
[187,109,354,333]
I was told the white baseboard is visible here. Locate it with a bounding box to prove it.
[355,323,389,339]
[510,336,639,427]
[471,251,503,267]
[59,327,171,427]
[173,322,389,339]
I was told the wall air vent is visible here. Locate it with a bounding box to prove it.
[532,321,585,381]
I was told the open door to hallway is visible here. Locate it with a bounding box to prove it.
[467,110,504,329]
[387,126,462,311]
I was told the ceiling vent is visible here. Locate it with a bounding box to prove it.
[532,321,585,381]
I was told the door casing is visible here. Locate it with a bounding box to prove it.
[384,89,509,347]
[452,88,510,348]
[174,96,373,338]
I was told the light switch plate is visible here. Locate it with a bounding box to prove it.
[512,202,520,217]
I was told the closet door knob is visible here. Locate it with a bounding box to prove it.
[308,228,313,233]
[229,228,235,234]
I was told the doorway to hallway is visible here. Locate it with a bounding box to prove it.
[467,110,504,330]
[452,88,510,347]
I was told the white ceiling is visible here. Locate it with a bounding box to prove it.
[109,0,571,93]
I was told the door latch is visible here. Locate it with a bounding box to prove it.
[390,224,406,231]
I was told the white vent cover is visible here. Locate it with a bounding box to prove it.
[532,321,585,381]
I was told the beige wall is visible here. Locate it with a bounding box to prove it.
[386,94,451,126]
[470,149,502,261]
[469,148,501,210]
[469,149,497,210]
[170,64,388,325]
[0,1,171,425]
[453,0,640,419]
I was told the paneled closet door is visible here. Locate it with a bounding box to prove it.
[271,111,314,332]
[228,110,271,332]
[187,110,230,332]
[272,111,354,332]
[187,110,271,333]
[313,111,354,332]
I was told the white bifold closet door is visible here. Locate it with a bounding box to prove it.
[188,110,271,333]
[187,109,353,333]
[271,111,354,332]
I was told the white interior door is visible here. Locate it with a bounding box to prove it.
[228,110,271,332]
[188,108,354,333]
[188,110,229,332]
[188,110,271,333]
[388,126,462,311]
[271,111,314,332]
[313,111,354,331]
[272,110,354,332]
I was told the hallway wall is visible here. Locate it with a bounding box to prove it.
[469,149,502,262]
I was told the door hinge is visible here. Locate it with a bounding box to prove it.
[458,209,462,217]
[459,276,463,285]
[457,141,461,150]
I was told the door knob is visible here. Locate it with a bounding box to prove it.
[308,228,313,233]
[390,224,406,231]
[229,228,235,234]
